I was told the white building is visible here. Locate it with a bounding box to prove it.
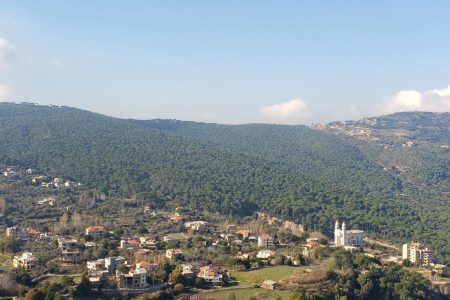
[37,197,56,206]
[198,265,223,283]
[13,252,38,270]
[184,221,208,232]
[402,243,434,265]
[258,234,275,248]
[120,239,141,251]
[257,249,275,259]
[116,268,147,289]
[334,220,365,247]
[87,256,125,274]
[165,248,182,260]
[57,237,79,250]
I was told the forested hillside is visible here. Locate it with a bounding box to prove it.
[0,103,449,263]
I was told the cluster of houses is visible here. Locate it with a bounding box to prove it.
[6,226,53,241]
[39,177,81,188]
[2,166,81,189]
[6,212,444,294]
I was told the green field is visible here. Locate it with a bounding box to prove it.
[232,266,299,284]
[198,287,290,300]
[0,254,13,271]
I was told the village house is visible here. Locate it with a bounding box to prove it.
[302,238,320,258]
[38,232,59,242]
[139,236,159,249]
[13,252,38,270]
[57,237,79,250]
[198,265,223,283]
[258,234,275,248]
[220,233,235,242]
[134,249,150,257]
[53,177,63,187]
[37,197,56,206]
[120,239,141,251]
[85,226,105,239]
[169,213,184,222]
[136,261,159,272]
[257,249,275,259]
[31,175,45,184]
[26,227,41,240]
[163,233,187,243]
[87,256,125,274]
[87,259,105,272]
[116,268,147,289]
[165,248,183,260]
[6,227,27,240]
[64,180,79,188]
[236,229,251,239]
[184,220,208,232]
[334,220,366,247]
[181,263,195,277]
[116,267,148,289]
[61,249,81,263]
[88,270,109,286]
[40,182,52,188]
[402,242,434,265]
[3,169,19,178]
[227,224,237,233]
[106,256,126,273]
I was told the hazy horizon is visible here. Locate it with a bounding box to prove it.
[1,1,450,124]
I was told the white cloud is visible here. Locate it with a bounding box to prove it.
[375,84,450,115]
[0,37,17,67]
[259,98,310,123]
[0,84,15,101]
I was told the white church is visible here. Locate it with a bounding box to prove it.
[334,220,366,247]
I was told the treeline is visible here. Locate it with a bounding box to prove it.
[289,249,448,300]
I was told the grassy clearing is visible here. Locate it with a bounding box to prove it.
[0,253,13,270]
[198,287,290,300]
[232,266,299,284]
[39,275,81,285]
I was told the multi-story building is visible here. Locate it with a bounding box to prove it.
[116,268,147,289]
[402,242,434,265]
[85,226,105,239]
[120,239,141,251]
[258,234,275,248]
[6,227,27,239]
[87,256,125,274]
[334,220,365,247]
[198,265,223,283]
[57,238,79,250]
[184,221,208,232]
[61,249,81,263]
[165,248,182,260]
[13,252,38,270]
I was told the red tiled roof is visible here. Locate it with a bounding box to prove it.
[86,226,105,232]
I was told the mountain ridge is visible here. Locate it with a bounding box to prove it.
[0,102,448,263]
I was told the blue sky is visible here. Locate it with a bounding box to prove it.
[0,1,449,124]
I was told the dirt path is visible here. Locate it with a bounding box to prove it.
[365,237,399,250]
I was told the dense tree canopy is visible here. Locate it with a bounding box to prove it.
[0,103,448,263]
